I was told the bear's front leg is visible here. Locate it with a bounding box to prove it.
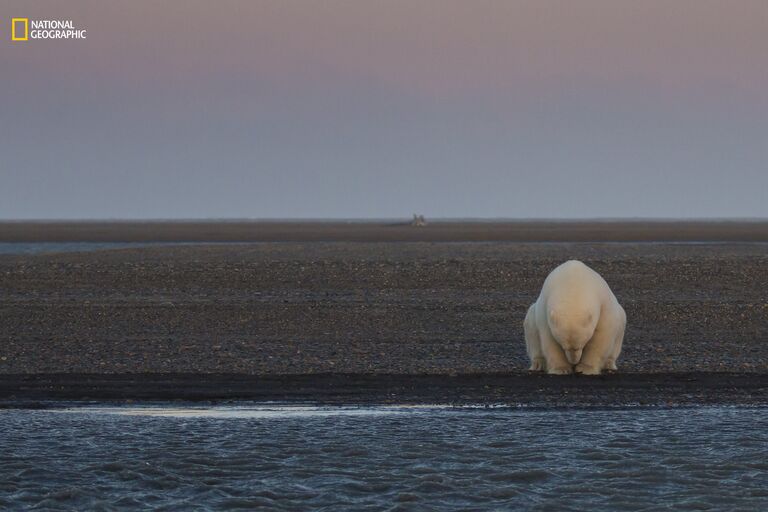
[540,330,572,375]
[575,325,617,375]
[574,362,602,375]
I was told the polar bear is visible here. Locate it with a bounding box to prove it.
[524,260,625,375]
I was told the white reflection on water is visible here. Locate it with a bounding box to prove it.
[56,404,447,418]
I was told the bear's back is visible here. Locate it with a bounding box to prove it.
[540,260,609,305]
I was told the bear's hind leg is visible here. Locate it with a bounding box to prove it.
[604,307,626,372]
[524,305,545,372]
[604,333,625,372]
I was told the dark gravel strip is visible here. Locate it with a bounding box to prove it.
[2,220,768,243]
[2,373,768,407]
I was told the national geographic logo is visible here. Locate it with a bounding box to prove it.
[11,18,27,40]
[11,18,87,41]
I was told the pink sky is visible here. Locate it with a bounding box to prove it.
[2,1,767,218]
[10,1,767,100]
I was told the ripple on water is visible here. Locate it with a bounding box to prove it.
[2,406,768,510]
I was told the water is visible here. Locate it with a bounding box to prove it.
[0,242,261,255]
[3,241,768,256]
[2,406,768,510]
[0,242,159,255]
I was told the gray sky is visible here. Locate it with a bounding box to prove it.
[1,0,767,219]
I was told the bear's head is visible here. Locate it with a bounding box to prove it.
[548,308,598,364]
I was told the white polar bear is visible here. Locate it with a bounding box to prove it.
[524,260,626,375]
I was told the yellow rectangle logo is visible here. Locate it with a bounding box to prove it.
[12,18,28,41]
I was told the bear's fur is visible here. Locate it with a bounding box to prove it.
[524,260,626,375]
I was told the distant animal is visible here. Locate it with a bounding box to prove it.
[410,214,427,227]
[524,260,626,375]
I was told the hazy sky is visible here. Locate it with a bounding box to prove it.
[2,0,766,219]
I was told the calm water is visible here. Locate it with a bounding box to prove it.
[0,242,158,255]
[2,405,768,511]
[0,242,273,255]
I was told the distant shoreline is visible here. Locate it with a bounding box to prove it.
[2,220,768,242]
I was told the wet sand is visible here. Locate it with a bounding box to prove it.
[0,221,766,405]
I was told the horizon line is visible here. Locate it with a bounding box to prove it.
[1,217,767,223]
